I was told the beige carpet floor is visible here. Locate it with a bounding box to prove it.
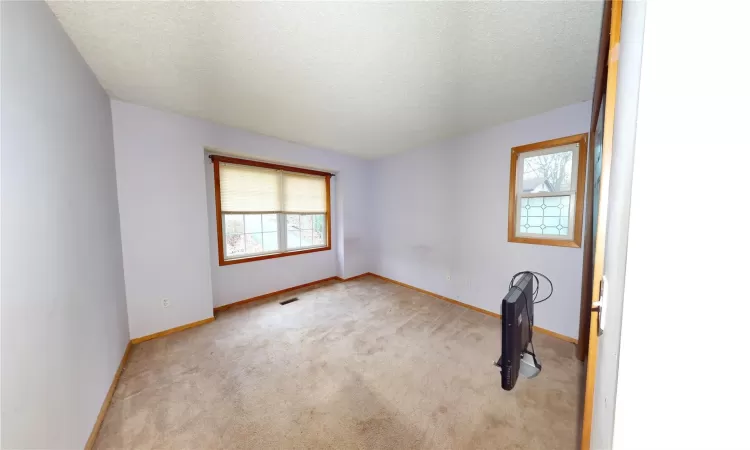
[95,276,582,449]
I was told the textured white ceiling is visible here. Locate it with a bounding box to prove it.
[48,1,602,158]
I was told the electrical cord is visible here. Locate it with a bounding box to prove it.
[508,271,554,304]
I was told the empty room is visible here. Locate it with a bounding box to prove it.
[4,1,747,449]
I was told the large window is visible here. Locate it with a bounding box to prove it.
[508,134,587,247]
[210,155,332,265]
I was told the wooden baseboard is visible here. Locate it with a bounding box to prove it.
[85,341,132,450]
[367,272,502,319]
[213,276,340,313]
[130,317,215,344]
[532,325,578,344]
[365,272,577,345]
[336,272,371,282]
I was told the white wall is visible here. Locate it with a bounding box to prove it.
[1,2,130,448]
[590,1,645,448]
[111,100,373,336]
[613,1,750,448]
[372,102,591,339]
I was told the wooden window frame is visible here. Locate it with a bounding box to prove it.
[507,133,588,248]
[210,155,333,266]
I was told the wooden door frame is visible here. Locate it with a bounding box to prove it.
[579,1,623,449]
[577,0,613,362]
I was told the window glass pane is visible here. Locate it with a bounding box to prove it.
[225,214,244,234]
[313,230,325,246]
[287,214,300,231]
[301,230,313,247]
[522,147,575,193]
[517,195,571,236]
[543,216,561,227]
[287,214,301,249]
[313,214,325,246]
[527,216,543,227]
[263,232,278,252]
[527,206,543,217]
[244,214,262,234]
[262,214,278,233]
[246,233,263,253]
[226,233,245,256]
[226,210,325,255]
[518,216,529,234]
[313,214,325,229]
[287,230,301,249]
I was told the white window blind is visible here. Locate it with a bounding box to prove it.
[283,172,327,213]
[219,163,328,214]
[219,163,281,213]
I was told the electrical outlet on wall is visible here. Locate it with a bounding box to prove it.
[162,298,170,308]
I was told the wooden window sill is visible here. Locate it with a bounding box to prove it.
[509,236,581,248]
[219,245,331,266]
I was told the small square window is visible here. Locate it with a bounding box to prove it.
[508,134,587,247]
